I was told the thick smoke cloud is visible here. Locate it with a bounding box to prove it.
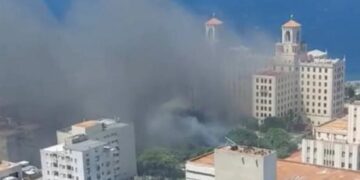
[0,0,273,149]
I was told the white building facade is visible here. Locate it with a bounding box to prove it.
[185,146,276,180]
[42,119,137,180]
[302,102,360,170]
[41,135,128,180]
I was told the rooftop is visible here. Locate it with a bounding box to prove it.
[68,119,129,131]
[187,150,360,179]
[188,152,214,167]
[188,146,274,166]
[65,139,105,151]
[282,19,301,28]
[277,160,360,180]
[44,140,106,152]
[206,17,223,26]
[0,161,19,171]
[217,145,274,156]
[308,49,327,58]
[300,57,342,66]
[72,120,97,128]
[316,116,348,134]
[255,69,285,77]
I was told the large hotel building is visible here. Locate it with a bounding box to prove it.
[253,18,345,126]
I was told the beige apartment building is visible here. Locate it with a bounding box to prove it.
[253,18,345,125]
[252,70,297,123]
[302,102,360,170]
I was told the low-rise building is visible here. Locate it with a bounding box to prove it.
[0,160,22,179]
[186,145,277,180]
[0,160,41,180]
[186,147,360,180]
[302,101,360,170]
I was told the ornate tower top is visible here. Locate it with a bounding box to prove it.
[281,16,302,44]
[205,14,223,44]
[282,15,301,28]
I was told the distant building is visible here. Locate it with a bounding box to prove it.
[0,120,40,166]
[205,15,223,45]
[41,135,126,180]
[252,70,297,124]
[0,161,23,180]
[0,160,41,180]
[299,51,345,125]
[252,18,345,125]
[42,119,137,180]
[185,145,277,180]
[302,101,360,170]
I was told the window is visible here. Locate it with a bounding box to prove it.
[285,31,291,42]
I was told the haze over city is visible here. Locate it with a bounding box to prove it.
[0,0,360,180]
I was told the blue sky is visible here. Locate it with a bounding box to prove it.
[42,0,360,79]
[43,0,71,19]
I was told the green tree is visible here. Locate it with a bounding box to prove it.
[260,128,297,158]
[226,127,259,146]
[259,117,286,132]
[137,148,183,179]
[240,117,259,130]
[345,86,356,99]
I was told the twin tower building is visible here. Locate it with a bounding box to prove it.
[251,18,360,171]
[252,18,345,126]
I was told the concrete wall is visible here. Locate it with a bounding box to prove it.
[214,149,275,180]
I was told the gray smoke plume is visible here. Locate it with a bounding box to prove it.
[0,0,273,150]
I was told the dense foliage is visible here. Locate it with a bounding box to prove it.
[226,127,259,146]
[137,148,183,179]
[259,128,298,158]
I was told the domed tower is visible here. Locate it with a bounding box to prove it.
[205,14,223,45]
[274,16,307,71]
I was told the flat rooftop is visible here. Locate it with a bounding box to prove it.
[72,120,98,128]
[308,49,327,58]
[187,150,360,179]
[43,140,105,152]
[0,161,19,171]
[67,119,129,131]
[316,116,348,134]
[188,152,214,167]
[255,69,285,77]
[277,160,360,180]
[217,145,274,156]
[188,146,274,166]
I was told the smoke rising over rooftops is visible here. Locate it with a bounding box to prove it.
[0,0,273,148]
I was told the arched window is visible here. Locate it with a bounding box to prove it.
[285,31,291,42]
